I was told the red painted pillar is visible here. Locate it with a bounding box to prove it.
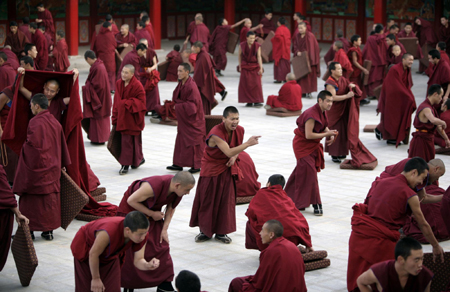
[374,0,387,25]
[224,0,235,29]
[294,0,306,15]
[149,0,161,49]
[66,0,78,56]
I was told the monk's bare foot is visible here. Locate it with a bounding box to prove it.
[264,104,272,110]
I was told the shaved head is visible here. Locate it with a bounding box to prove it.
[428,158,445,171]
[173,171,195,186]
[46,79,60,89]
[286,73,296,81]
[121,24,129,30]
[123,64,135,74]
[4,45,11,50]
[265,220,283,238]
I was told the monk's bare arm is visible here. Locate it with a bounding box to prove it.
[249,24,263,32]
[421,108,446,128]
[304,119,336,140]
[133,244,160,271]
[89,231,110,292]
[325,84,353,101]
[409,196,445,262]
[356,269,379,292]
[351,52,367,73]
[210,135,260,158]
[127,182,164,221]
[417,189,443,204]
[18,73,32,100]
[230,19,247,29]
[160,203,175,244]
[445,84,450,99]
[436,126,450,147]
[149,56,158,71]
[257,47,263,75]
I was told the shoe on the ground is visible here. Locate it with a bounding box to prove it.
[30,231,35,240]
[338,155,346,159]
[307,93,313,99]
[331,156,341,163]
[274,80,282,83]
[41,231,54,241]
[375,128,382,140]
[386,140,397,145]
[221,90,228,101]
[131,158,145,169]
[119,165,129,175]
[253,103,263,108]
[188,167,200,174]
[369,95,377,100]
[245,103,253,107]
[167,165,183,171]
[360,99,371,105]
[215,70,223,77]
[195,232,211,243]
[215,234,232,244]
[90,141,105,145]
[302,93,306,97]
[314,208,323,216]
[264,104,272,110]
[111,90,115,94]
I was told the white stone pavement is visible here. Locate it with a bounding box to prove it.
[1,41,450,292]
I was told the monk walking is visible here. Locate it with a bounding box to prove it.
[190,106,260,244]
[93,22,118,92]
[82,50,112,145]
[238,31,264,107]
[14,93,71,240]
[285,90,337,215]
[71,211,160,292]
[112,65,146,175]
[166,63,206,174]
[271,17,291,83]
[52,31,70,72]
[348,35,369,105]
[5,21,29,58]
[408,85,450,161]
[36,3,55,40]
[192,42,216,115]
[362,24,387,98]
[229,220,307,292]
[29,22,48,70]
[265,73,302,111]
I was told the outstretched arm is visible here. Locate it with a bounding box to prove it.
[231,18,248,29]
[210,134,260,158]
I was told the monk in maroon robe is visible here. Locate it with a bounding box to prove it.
[39,27,54,71]
[285,91,337,215]
[190,106,260,243]
[0,52,17,92]
[192,42,216,115]
[229,220,307,292]
[356,238,433,292]
[292,13,312,38]
[362,24,387,97]
[271,17,291,82]
[52,31,70,72]
[348,35,368,104]
[5,21,29,58]
[112,65,146,174]
[325,62,377,167]
[209,18,247,75]
[117,173,194,291]
[426,50,450,100]
[265,73,302,111]
[189,15,210,51]
[83,50,112,145]
[116,24,136,49]
[1,47,19,70]
[435,98,450,147]
[19,18,32,44]
[333,41,353,79]
[93,22,118,92]
[414,17,438,73]
[14,93,71,240]
[376,54,416,146]
[324,29,351,65]
[166,64,205,173]
[165,45,182,82]
[408,85,449,161]
[134,21,153,49]
[0,165,28,271]
[104,14,119,36]
[71,212,159,292]
[246,175,312,252]
[347,157,444,292]
[36,4,55,40]
[117,43,147,81]
[141,15,155,50]
[439,16,450,55]
[235,151,260,199]
[386,34,406,66]
[238,32,264,107]
[240,19,263,44]
[437,42,450,65]
[398,22,424,60]
[137,40,160,113]
[186,14,201,39]
[259,10,276,37]
[29,22,48,70]
[293,22,320,97]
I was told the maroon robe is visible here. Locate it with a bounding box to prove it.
[324,37,351,64]
[117,175,182,288]
[414,18,438,72]
[82,59,112,143]
[441,186,450,237]
[0,48,19,70]
[271,25,291,82]
[38,9,55,39]
[18,24,32,44]
[285,103,326,209]
[165,50,182,82]
[293,31,320,94]
[387,42,406,66]
[377,62,416,146]
[229,237,307,292]
[110,23,119,36]
[0,86,18,183]
[31,29,48,70]
[240,26,250,44]
[0,165,17,271]
[139,49,160,112]
[435,109,450,147]
[440,50,450,65]
[235,151,260,198]
[426,59,450,95]
[53,39,70,72]
[334,49,353,79]
[325,76,377,167]
[117,50,141,80]
[362,33,388,96]
[145,24,155,49]
[259,17,276,37]
[190,23,210,52]
[397,30,424,59]
[209,25,231,71]
[93,27,117,91]
[71,217,147,292]
[0,62,17,92]
[347,47,365,100]
[14,110,71,231]
[134,28,153,48]
[5,30,29,58]
[245,185,312,251]
[266,80,302,111]
[238,41,263,103]
[43,31,54,71]
[438,24,450,55]
[193,48,216,115]
[172,77,205,169]
[187,21,196,36]
[189,123,244,238]
[112,76,146,166]
[408,98,438,162]
[115,32,136,47]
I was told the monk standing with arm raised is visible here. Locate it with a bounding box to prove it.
[190,106,260,244]
[239,19,263,44]
[93,22,118,93]
[271,17,291,83]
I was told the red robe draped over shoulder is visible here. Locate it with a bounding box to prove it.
[192,48,216,114]
[334,49,353,79]
[324,37,351,64]
[377,62,416,146]
[325,76,377,167]
[145,24,156,49]
[293,31,320,94]
[190,23,210,51]
[209,25,231,71]
[426,59,450,95]
[245,185,312,251]
[266,80,302,111]
[139,49,160,112]
[5,30,29,58]
[362,33,387,96]
[414,18,438,47]
[117,50,141,80]
[134,28,153,48]
[18,24,32,44]
[238,41,263,103]
[165,50,182,82]
[0,165,17,271]
[31,29,48,70]
[53,39,70,72]
[117,175,182,288]
[271,25,291,81]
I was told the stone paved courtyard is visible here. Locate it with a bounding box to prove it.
[1,41,450,292]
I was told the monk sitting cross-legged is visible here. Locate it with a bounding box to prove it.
[265,73,302,111]
[245,174,313,252]
[229,220,307,292]
[71,211,160,292]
